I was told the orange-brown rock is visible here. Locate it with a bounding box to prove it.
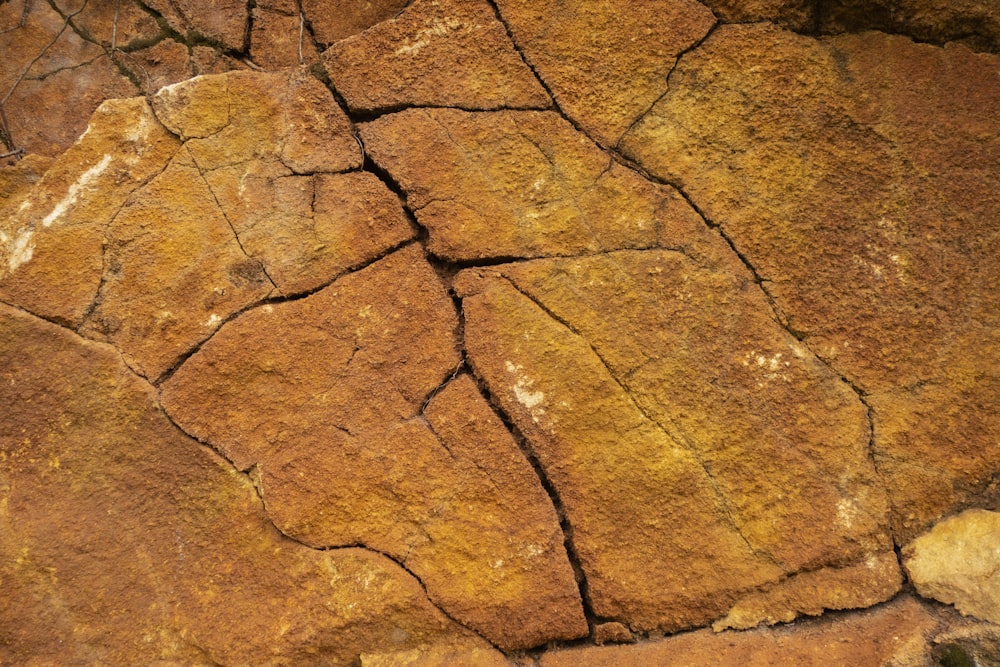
[0,154,51,207]
[251,3,321,69]
[360,109,723,262]
[456,250,895,632]
[698,0,814,31]
[161,246,587,649]
[141,0,248,52]
[323,0,550,114]
[493,0,715,146]
[0,0,138,156]
[0,97,179,326]
[621,25,1000,541]
[0,303,490,665]
[903,509,1000,624]
[538,596,942,666]
[205,166,415,294]
[301,0,409,48]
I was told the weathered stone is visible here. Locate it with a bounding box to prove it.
[153,69,360,173]
[0,97,179,326]
[161,246,586,648]
[78,148,274,381]
[205,166,415,294]
[323,0,550,114]
[142,0,248,51]
[0,0,138,156]
[117,38,196,93]
[361,641,512,666]
[539,596,940,666]
[714,551,902,630]
[302,0,410,47]
[903,509,1000,624]
[0,303,488,665]
[361,109,725,263]
[61,0,162,49]
[456,251,895,632]
[698,0,814,31]
[251,5,320,69]
[493,0,715,146]
[621,25,1000,541]
[0,154,51,207]
[593,622,633,646]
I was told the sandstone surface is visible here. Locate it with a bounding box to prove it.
[621,24,1000,541]
[323,0,550,113]
[903,509,1000,624]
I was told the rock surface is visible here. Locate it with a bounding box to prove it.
[621,24,1000,542]
[903,509,1000,624]
[3,0,1000,662]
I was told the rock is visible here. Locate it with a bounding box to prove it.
[714,551,902,630]
[153,69,361,173]
[361,641,512,666]
[0,97,180,326]
[903,509,1000,624]
[78,148,275,381]
[621,25,1000,541]
[141,0,248,51]
[593,622,633,645]
[0,155,52,206]
[0,303,488,665]
[539,596,940,666]
[204,167,415,294]
[161,246,587,649]
[0,0,138,156]
[251,4,320,69]
[698,0,814,31]
[322,0,550,114]
[360,109,724,263]
[302,0,410,47]
[455,250,894,632]
[493,0,715,146]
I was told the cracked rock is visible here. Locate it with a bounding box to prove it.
[141,0,249,52]
[302,0,411,48]
[322,0,551,114]
[0,303,490,665]
[456,250,896,632]
[161,245,587,649]
[621,25,1000,541]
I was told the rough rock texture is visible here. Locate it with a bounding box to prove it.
[3,0,1000,662]
[323,0,550,113]
[0,303,491,664]
[621,25,1000,542]
[903,509,1000,624]
[494,0,716,146]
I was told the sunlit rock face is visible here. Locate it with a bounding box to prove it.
[2,0,999,663]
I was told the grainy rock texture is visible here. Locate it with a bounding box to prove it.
[2,0,1000,663]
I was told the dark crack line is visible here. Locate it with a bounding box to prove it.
[344,102,554,124]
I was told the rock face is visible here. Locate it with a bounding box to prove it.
[3,0,1000,663]
[904,509,1000,624]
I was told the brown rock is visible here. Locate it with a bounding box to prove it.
[593,622,633,646]
[493,0,715,146]
[361,641,512,666]
[539,596,940,666]
[160,247,587,649]
[456,250,894,632]
[0,154,51,206]
[204,166,415,294]
[698,0,814,31]
[621,25,1000,541]
[78,148,274,381]
[302,0,410,47]
[116,38,195,94]
[141,0,248,51]
[0,303,488,665]
[0,0,138,156]
[153,69,361,173]
[360,109,722,263]
[0,97,180,326]
[251,5,320,69]
[903,509,1000,624]
[64,0,163,49]
[323,0,550,114]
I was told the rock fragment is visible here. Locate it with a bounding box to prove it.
[0,303,487,665]
[903,509,1000,624]
[141,0,249,51]
[621,25,1000,541]
[323,0,550,113]
[493,0,716,146]
[302,0,411,47]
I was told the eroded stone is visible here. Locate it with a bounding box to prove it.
[302,0,411,47]
[141,0,248,51]
[323,0,550,113]
[904,509,1000,624]
[456,250,895,632]
[493,0,716,146]
[621,25,1000,541]
[361,109,723,262]
[0,303,486,665]
[161,246,586,649]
